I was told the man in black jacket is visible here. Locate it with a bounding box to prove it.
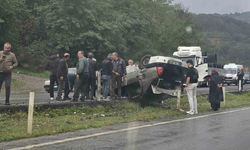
[45,51,60,100]
[111,52,126,100]
[86,52,97,100]
[237,68,244,91]
[101,54,113,99]
[56,53,70,101]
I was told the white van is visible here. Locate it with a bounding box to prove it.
[223,63,243,86]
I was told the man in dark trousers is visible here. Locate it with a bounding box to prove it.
[56,53,71,101]
[111,52,126,100]
[86,52,97,100]
[237,68,244,91]
[45,50,60,100]
[101,53,113,99]
[0,43,18,105]
[72,51,89,102]
[185,60,199,115]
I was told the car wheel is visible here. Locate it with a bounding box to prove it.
[227,83,230,86]
[139,55,151,69]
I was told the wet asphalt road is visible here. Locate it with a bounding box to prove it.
[1,107,250,150]
[0,84,250,105]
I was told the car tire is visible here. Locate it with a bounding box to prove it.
[227,83,230,86]
[139,55,151,69]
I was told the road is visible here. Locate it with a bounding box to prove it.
[1,107,250,150]
[0,84,250,105]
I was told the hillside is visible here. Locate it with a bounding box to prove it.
[224,12,250,24]
[192,13,250,67]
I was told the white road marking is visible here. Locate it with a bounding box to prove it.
[8,107,250,150]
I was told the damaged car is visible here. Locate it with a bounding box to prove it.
[122,55,188,99]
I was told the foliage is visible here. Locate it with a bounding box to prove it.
[193,14,250,67]
[0,0,201,70]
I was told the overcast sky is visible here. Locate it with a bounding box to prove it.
[172,0,250,14]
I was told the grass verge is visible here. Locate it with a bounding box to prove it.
[1,92,250,142]
[13,68,50,78]
[1,79,26,94]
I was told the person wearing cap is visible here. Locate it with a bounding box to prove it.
[209,69,223,111]
[56,53,71,101]
[185,60,199,115]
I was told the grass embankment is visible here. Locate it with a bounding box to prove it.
[1,79,26,93]
[1,92,250,142]
[13,68,50,78]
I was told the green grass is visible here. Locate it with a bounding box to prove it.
[1,92,250,142]
[13,68,50,78]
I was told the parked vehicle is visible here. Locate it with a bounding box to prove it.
[244,72,250,84]
[223,63,244,86]
[173,46,225,87]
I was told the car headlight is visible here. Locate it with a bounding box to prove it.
[45,80,50,85]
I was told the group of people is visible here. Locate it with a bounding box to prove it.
[185,60,245,114]
[46,50,129,102]
[185,60,223,114]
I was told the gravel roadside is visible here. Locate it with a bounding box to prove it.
[1,73,47,94]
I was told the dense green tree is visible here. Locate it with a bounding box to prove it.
[0,0,202,70]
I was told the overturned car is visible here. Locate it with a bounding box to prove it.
[123,55,187,99]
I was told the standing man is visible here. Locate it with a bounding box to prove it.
[0,43,18,105]
[185,60,199,115]
[56,53,71,101]
[237,68,244,91]
[101,54,113,99]
[111,52,126,100]
[45,50,60,100]
[72,51,89,102]
[86,52,97,100]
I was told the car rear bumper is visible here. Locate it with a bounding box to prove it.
[223,79,237,84]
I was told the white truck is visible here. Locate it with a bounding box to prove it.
[223,63,243,86]
[173,46,225,86]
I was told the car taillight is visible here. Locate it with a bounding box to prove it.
[156,67,163,76]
